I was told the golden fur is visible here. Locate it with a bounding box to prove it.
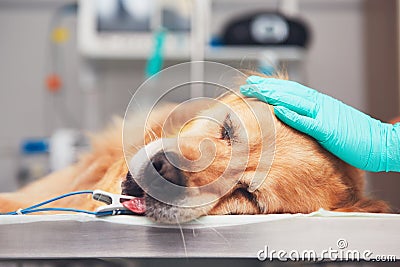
[0,73,390,223]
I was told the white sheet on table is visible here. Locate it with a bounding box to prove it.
[1,208,399,229]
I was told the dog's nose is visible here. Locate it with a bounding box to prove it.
[147,151,186,187]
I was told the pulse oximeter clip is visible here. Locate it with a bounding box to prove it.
[1,190,144,217]
[92,189,136,216]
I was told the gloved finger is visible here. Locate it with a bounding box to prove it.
[266,81,318,99]
[241,85,318,118]
[246,76,288,87]
[246,76,293,86]
[274,106,326,141]
[246,75,268,84]
[243,79,318,100]
[240,82,318,102]
[240,84,258,95]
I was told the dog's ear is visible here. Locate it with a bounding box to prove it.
[238,172,268,194]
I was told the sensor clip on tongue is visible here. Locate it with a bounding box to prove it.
[92,190,145,216]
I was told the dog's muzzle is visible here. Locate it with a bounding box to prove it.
[122,147,188,212]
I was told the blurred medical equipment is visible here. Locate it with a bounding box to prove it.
[17,2,89,187]
[49,129,88,171]
[145,29,167,78]
[221,12,309,47]
[45,2,79,131]
[17,139,49,187]
[18,129,89,186]
[78,0,191,59]
[78,0,305,61]
[77,0,308,131]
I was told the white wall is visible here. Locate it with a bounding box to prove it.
[300,0,366,111]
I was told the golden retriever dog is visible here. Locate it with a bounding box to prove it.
[0,73,390,223]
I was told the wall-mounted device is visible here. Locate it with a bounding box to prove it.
[78,0,191,59]
[221,12,309,47]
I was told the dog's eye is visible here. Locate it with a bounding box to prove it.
[221,125,231,141]
[220,114,235,144]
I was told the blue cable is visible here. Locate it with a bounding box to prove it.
[1,190,136,216]
[22,190,93,211]
[0,190,109,216]
[5,207,98,216]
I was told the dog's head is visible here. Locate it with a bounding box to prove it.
[121,87,380,223]
[122,93,279,223]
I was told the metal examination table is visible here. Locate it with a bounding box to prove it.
[0,210,399,260]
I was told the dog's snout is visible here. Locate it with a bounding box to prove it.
[148,151,186,187]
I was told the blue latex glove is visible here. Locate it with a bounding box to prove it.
[240,76,400,172]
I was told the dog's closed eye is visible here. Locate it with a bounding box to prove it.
[220,114,237,144]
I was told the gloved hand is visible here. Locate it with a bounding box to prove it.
[240,75,400,172]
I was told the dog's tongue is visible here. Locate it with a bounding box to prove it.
[122,197,146,214]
